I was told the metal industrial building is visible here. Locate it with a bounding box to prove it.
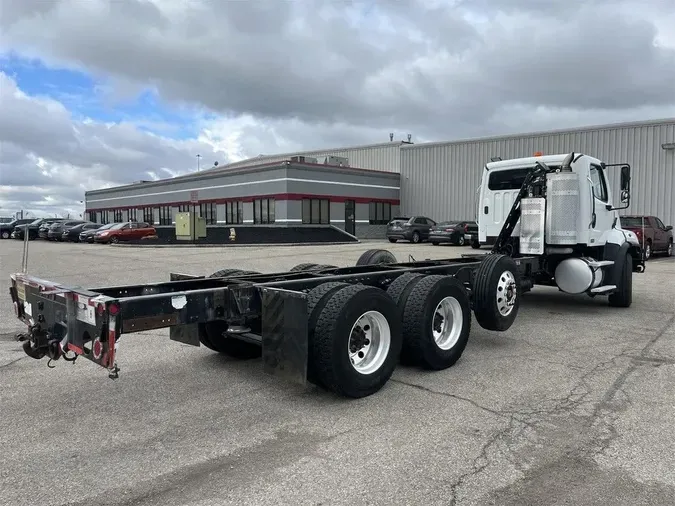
[399,118,675,228]
[84,117,675,242]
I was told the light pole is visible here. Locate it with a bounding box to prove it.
[196,154,201,171]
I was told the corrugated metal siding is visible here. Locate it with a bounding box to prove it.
[400,120,675,227]
[219,143,403,173]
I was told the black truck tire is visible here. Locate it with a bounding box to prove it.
[198,322,262,359]
[290,263,321,272]
[200,267,263,357]
[306,281,351,386]
[400,275,471,370]
[471,240,481,249]
[309,284,402,398]
[608,251,633,308]
[355,249,397,266]
[385,272,425,364]
[386,272,426,307]
[472,254,521,332]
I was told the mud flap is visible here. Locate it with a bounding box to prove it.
[169,323,201,346]
[260,287,308,386]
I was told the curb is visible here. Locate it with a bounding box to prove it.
[111,241,361,249]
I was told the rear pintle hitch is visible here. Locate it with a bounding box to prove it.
[22,340,47,360]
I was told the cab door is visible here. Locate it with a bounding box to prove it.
[588,163,615,245]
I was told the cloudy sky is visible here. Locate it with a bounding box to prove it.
[1,0,674,218]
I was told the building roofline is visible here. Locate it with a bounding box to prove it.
[206,140,412,171]
[85,160,399,196]
[401,117,675,150]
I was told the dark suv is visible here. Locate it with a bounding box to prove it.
[1,218,33,239]
[386,216,437,244]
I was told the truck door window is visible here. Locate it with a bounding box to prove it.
[589,164,608,202]
[655,217,666,229]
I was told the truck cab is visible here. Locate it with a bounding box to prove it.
[478,153,632,249]
[474,152,643,307]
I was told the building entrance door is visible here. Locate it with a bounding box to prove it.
[345,200,355,236]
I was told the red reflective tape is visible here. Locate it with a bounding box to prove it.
[68,343,84,355]
[107,322,117,367]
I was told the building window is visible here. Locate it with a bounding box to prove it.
[143,207,154,224]
[128,208,137,222]
[302,198,330,224]
[253,198,275,224]
[113,209,123,222]
[157,206,171,225]
[88,211,97,223]
[199,202,217,225]
[225,201,243,224]
[369,202,391,225]
[101,210,110,224]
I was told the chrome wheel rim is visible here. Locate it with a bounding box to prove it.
[645,244,651,259]
[432,296,464,350]
[668,242,672,256]
[496,270,517,316]
[348,311,391,375]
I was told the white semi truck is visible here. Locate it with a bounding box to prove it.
[475,151,645,307]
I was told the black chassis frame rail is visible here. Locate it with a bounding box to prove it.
[10,255,536,386]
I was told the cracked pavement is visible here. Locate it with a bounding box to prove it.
[1,240,674,505]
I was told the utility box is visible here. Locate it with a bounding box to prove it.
[175,212,207,241]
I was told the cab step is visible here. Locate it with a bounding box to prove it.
[590,285,617,294]
[589,260,614,269]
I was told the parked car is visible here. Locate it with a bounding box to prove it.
[62,222,102,242]
[429,220,478,246]
[620,215,673,259]
[13,218,61,240]
[1,218,33,239]
[386,216,437,244]
[38,219,66,239]
[94,221,156,244]
[80,222,116,243]
[47,220,86,241]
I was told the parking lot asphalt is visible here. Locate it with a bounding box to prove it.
[1,239,674,506]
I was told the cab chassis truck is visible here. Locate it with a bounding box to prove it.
[8,152,644,399]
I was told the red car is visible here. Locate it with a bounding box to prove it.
[94,222,157,244]
[620,215,673,260]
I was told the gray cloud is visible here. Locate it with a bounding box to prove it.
[1,0,674,216]
[0,72,228,216]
